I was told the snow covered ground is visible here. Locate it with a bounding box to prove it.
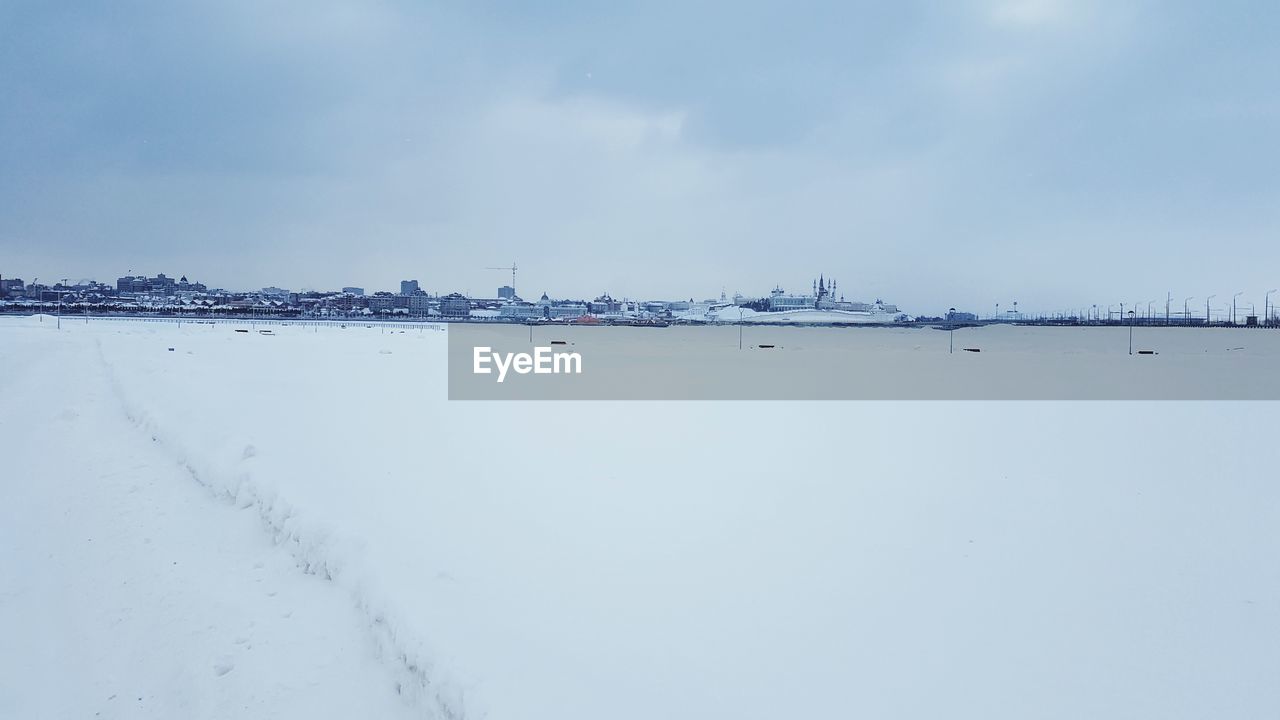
[0,318,423,720]
[2,315,1278,719]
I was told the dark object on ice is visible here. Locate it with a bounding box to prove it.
[963,348,981,352]
[551,340,568,345]
[757,344,776,349]
[167,348,174,352]
[1137,350,1156,355]
[235,329,248,333]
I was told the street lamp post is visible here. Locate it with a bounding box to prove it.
[1266,289,1277,327]
[1128,310,1136,355]
[949,308,956,353]
[1183,297,1194,325]
[1206,295,1216,325]
[1232,291,1243,325]
[57,278,68,330]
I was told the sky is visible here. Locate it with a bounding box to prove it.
[1,0,1278,314]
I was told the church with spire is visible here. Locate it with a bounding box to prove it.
[762,273,901,319]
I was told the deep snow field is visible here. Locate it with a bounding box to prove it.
[2,315,1278,719]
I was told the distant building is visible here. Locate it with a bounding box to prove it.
[400,280,420,295]
[768,295,813,311]
[114,273,190,296]
[439,293,471,317]
[499,303,545,320]
[176,275,207,293]
[368,293,396,312]
[497,285,516,300]
[0,277,23,297]
[549,303,588,319]
[946,310,978,322]
[589,294,621,314]
[261,286,290,299]
[342,287,365,296]
[407,294,432,316]
[116,276,147,294]
[151,274,176,295]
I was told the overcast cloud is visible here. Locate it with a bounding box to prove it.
[2,0,1278,313]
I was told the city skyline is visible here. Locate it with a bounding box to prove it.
[4,265,1278,323]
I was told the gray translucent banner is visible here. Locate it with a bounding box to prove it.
[447,324,1280,400]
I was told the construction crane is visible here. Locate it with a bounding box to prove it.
[485,262,517,295]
